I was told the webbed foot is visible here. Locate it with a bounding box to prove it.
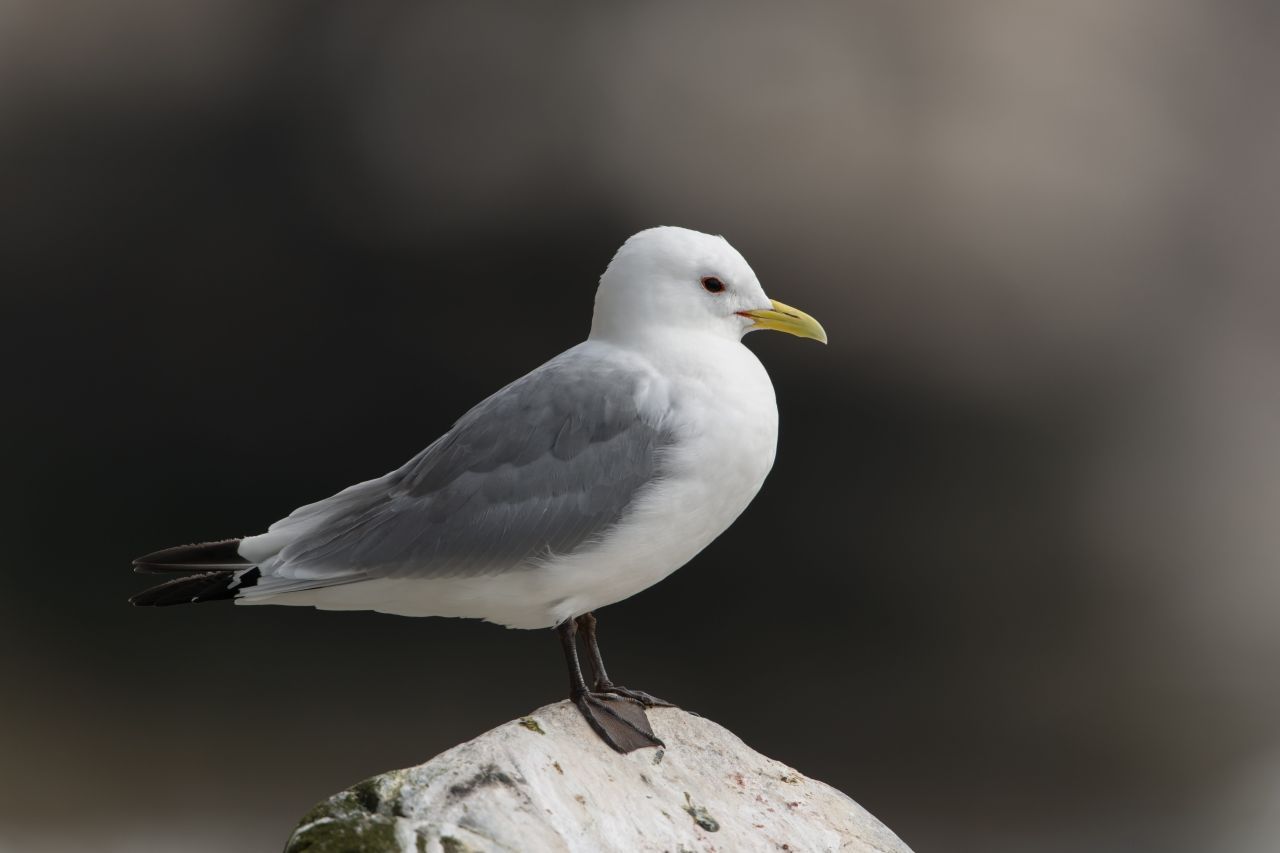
[571,691,664,753]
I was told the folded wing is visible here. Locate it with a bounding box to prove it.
[241,348,673,598]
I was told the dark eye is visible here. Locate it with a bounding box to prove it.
[701,276,727,294]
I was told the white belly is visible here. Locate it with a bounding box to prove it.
[241,337,779,629]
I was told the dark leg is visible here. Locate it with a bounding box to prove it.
[576,612,675,708]
[557,618,663,753]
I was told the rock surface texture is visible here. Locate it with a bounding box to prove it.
[285,701,913,853]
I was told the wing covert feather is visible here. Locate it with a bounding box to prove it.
[262,350,671,584]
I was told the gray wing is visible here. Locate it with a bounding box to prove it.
[258,349,671,587]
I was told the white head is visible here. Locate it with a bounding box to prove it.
[589,226,826,347]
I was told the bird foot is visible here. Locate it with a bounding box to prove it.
[571,691,664,753]
[596,684,676,709]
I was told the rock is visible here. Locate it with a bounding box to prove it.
[285,701,913,853]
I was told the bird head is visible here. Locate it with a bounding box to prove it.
[590,226,827,347]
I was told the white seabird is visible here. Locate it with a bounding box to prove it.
[132,226,827,751]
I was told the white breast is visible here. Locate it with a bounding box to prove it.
[522,334,779,627]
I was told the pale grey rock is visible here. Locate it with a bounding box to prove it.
[285,701,913,853]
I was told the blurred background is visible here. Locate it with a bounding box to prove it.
[2,1,1278,850]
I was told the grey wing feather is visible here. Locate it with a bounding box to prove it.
[257,350,671,588]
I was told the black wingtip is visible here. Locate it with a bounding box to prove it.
[130,567,261,607]
[129,571,234,606]
[133,538,250,574]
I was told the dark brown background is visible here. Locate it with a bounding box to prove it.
[3,2,1280,851]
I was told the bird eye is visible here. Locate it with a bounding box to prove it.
[701,276,727,294]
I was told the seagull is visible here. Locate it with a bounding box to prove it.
[131,226,826,753]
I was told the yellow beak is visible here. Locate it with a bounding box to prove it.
[738,299,828,344]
